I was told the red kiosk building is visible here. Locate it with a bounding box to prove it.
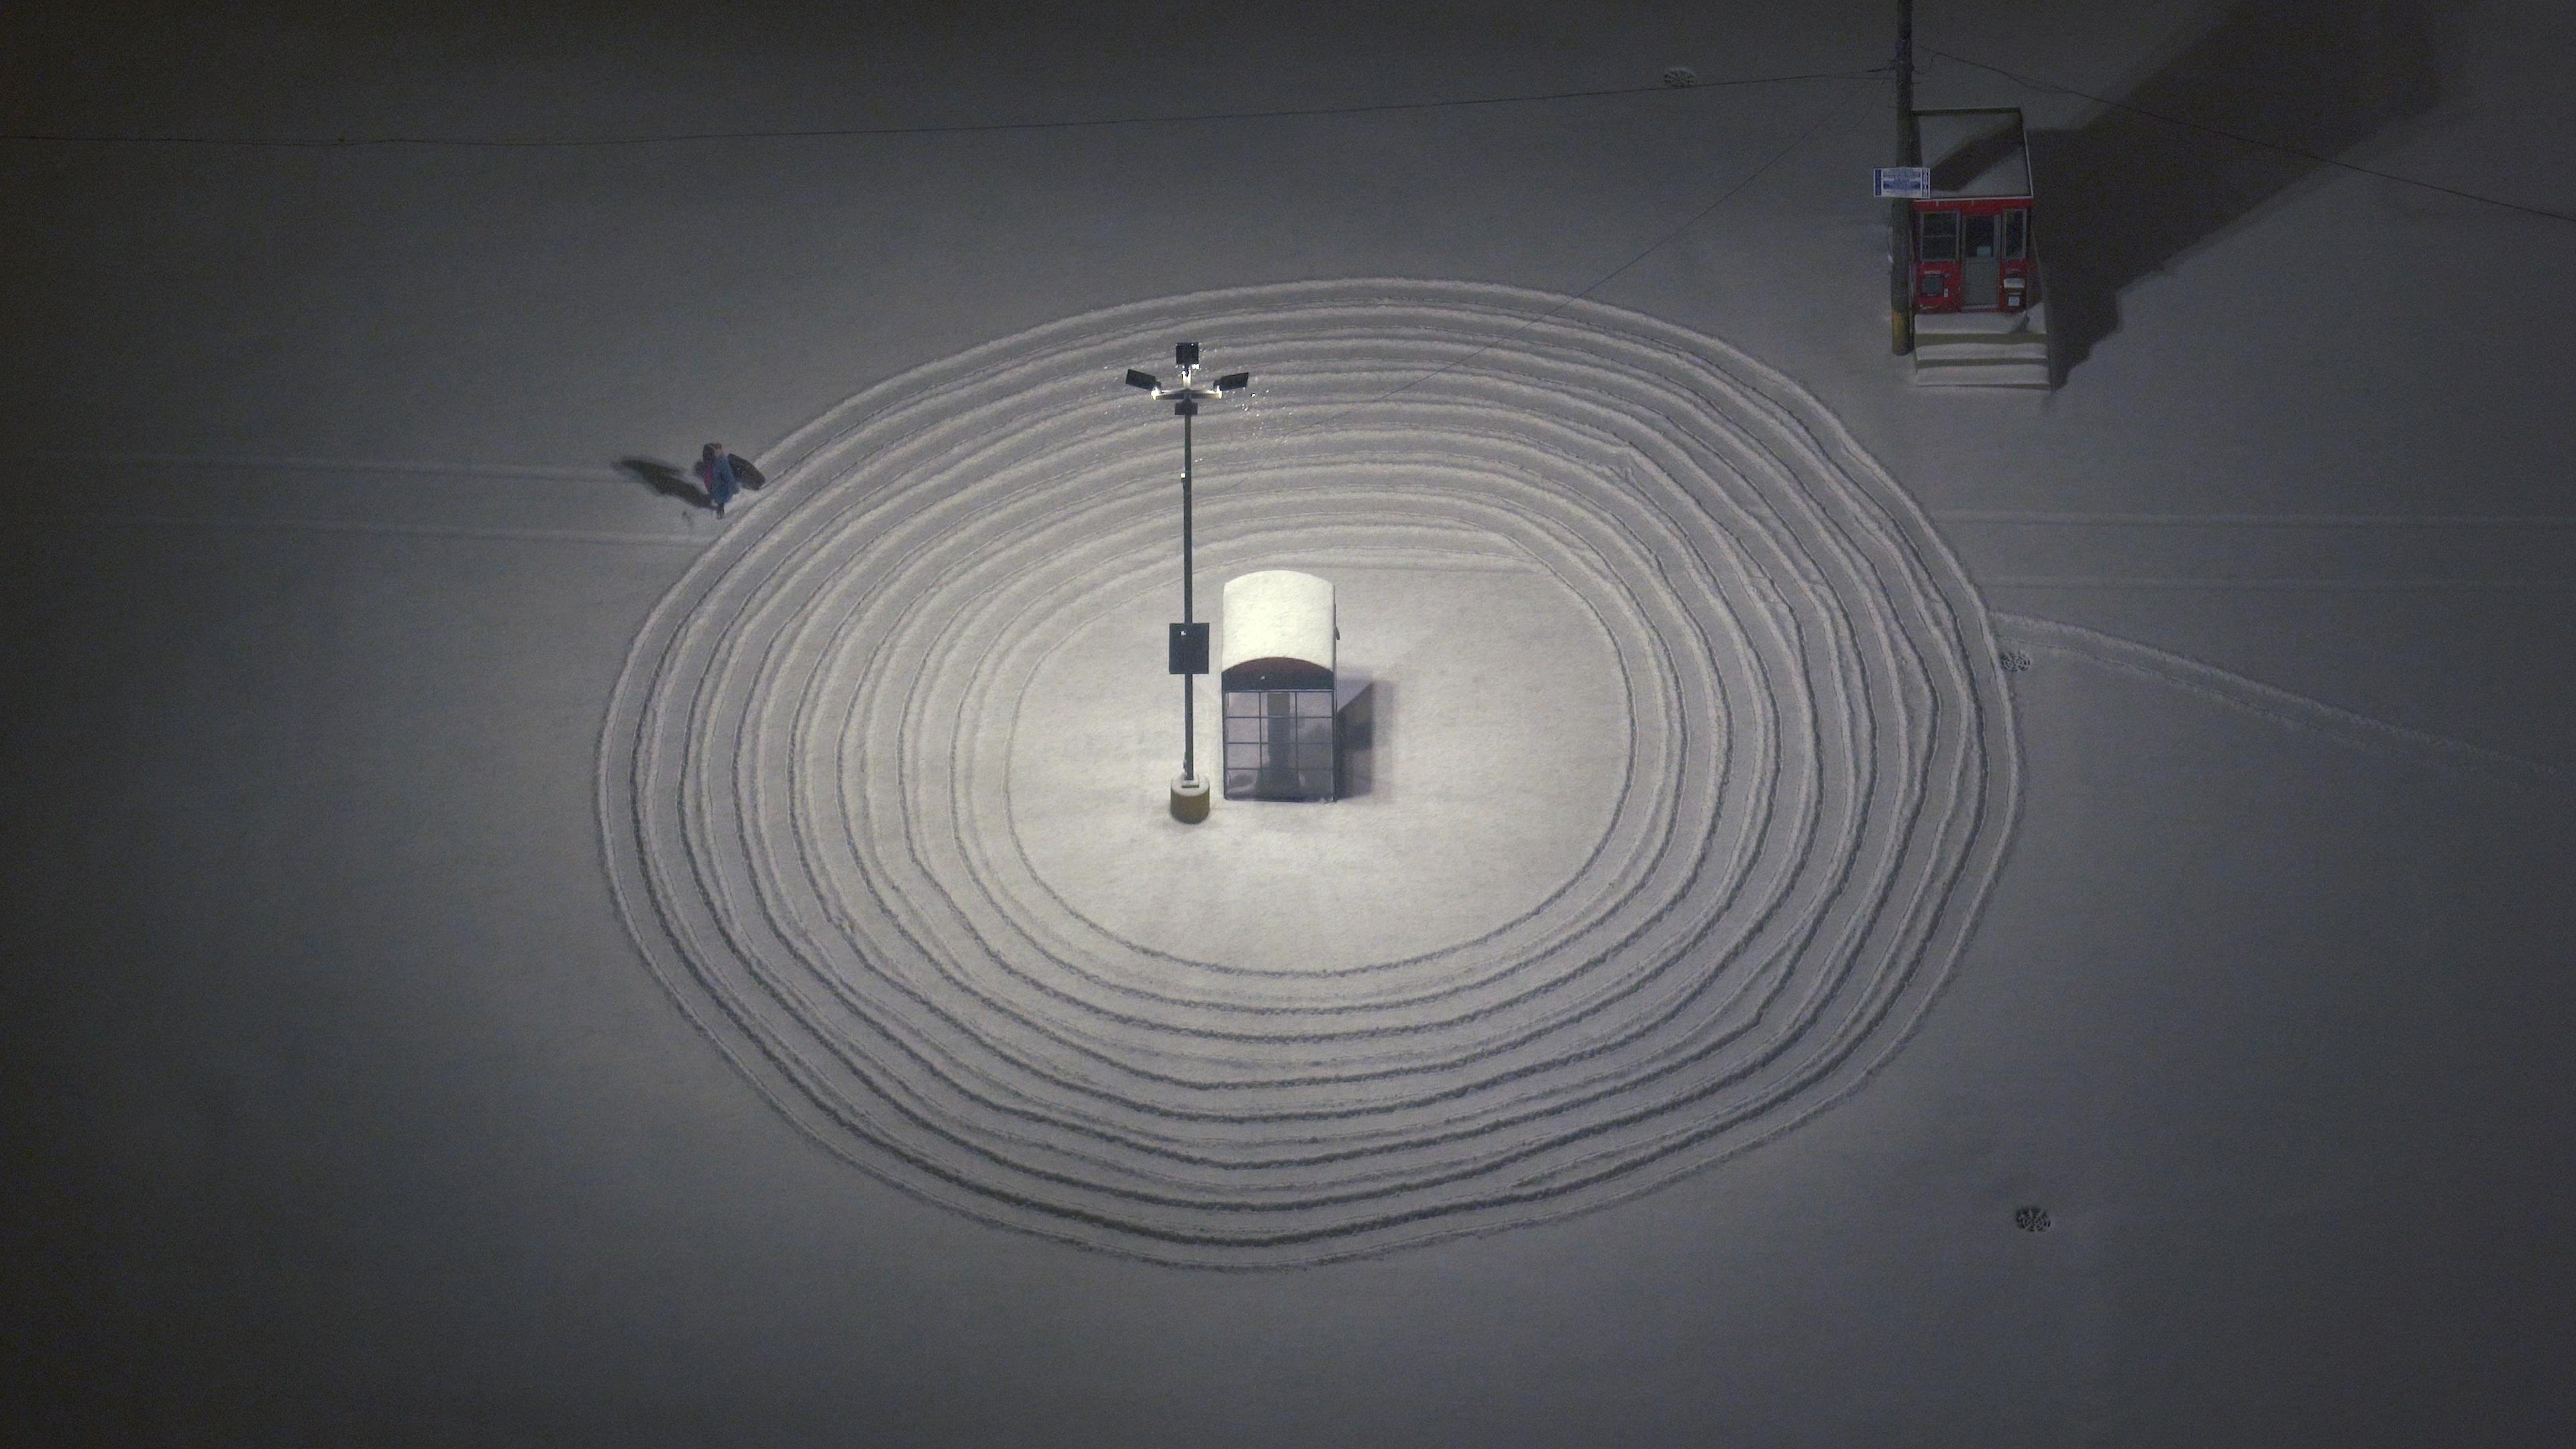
[1904,107,2051,388]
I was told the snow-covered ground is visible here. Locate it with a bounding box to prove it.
[5,0,2573,1442]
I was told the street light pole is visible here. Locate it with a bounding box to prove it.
[1125,343,1252,824]
[1179,396,1195,784]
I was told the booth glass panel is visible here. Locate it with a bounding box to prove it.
[1221,688,1338,800]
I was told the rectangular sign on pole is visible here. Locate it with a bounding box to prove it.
[1168,622,1210,676]
[1874,166,1931,199]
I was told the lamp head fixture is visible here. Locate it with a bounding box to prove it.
[1120,345,1250,413]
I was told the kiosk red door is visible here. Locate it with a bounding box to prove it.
[1962,212,2001,309]
[1915,207,1962,312]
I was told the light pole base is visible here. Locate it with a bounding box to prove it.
[1169,772,1211,824]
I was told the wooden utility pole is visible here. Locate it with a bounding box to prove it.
[1890,0,1920,354]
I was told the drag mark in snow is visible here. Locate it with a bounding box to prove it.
[598,280,2017,1267]
[1992,612,2569,786]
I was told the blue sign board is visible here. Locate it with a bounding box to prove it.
[1873,166,1931,199]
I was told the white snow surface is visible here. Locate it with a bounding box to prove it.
[596,280,2014,1264]
[5,0,2575,1442]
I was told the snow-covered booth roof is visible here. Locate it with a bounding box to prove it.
[1919,107,2032,199]
[1220,570,1335,691]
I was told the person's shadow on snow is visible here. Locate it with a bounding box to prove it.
[618,457,709,508]
[616,455,767,511]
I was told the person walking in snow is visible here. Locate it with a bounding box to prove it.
[695,442,742,518]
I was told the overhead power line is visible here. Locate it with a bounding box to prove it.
[1926,46,2576,227]
[0,66,1886,150]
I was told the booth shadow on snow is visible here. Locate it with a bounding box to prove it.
[2025,0,2439,379]
[1335,676,1383,800]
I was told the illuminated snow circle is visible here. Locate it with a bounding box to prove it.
[599,279,2017,1267]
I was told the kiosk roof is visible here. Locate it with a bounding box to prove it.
[1919,108,2032,199]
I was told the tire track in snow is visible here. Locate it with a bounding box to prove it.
[598,280,2017,1266]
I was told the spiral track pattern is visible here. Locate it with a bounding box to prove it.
[600,280,2017,1267]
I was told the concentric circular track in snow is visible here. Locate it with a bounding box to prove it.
[600,280,2017,1267]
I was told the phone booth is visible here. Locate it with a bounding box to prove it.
[1909,107,2038,315]
[1220,570,1336,803]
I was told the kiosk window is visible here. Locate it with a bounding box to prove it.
[2002,211,2027,259]
[1964,213,1997,258]
[1917,211,1959,262]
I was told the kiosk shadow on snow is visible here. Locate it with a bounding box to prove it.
[2027,0,2438,379]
